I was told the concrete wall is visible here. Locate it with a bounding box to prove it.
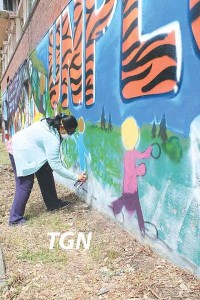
[1,0,200,277]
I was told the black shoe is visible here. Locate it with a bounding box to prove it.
[9,218,27,226]
[47,200,71,212]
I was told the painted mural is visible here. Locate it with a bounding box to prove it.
[2,0,200,275]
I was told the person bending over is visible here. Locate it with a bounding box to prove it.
[6,113,87,226]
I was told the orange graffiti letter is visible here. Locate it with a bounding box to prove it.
[85,0,117,106]
[121,0,181,101]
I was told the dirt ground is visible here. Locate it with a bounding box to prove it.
[0,140,200,300]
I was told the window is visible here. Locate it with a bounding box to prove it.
[28,0,36,14]
[3,0,13,11]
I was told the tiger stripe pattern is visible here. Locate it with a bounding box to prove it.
[48,18,61,109]
[85,0,117,106]
[62,2,83,107]
[190,0,200,52]
[121,0,179,101]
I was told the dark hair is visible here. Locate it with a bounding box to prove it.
[43,113,78,132]
[62,114,78,130]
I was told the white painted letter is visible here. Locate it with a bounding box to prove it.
[59,232,75,250]
[48,232,60,250]
[76,232,92,250]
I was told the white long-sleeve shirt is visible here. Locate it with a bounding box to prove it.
[11,120,78,181]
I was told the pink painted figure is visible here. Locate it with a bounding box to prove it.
[109,117,152,235]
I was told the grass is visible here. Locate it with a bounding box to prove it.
[62,124,123,194]
[0,171,200,299]
[16,247,67,264]
[106,249,119,260]
[0,139,9,166]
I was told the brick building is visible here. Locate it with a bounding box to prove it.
[0,0,70,89]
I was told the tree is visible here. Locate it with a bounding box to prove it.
[108,112,113,131]
[100,106,106,130]
[151,120,156,139]
[158,113,168,142]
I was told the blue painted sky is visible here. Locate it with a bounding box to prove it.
[35,0,200,137]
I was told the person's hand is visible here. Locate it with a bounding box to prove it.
[77,172,87,182]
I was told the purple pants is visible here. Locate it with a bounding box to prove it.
[110,193,145,234]
[9,154,62,225]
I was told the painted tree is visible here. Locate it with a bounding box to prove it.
[108,112,113,131]
[158,114,168,142]
[100,106,106,130]
[151,121,156,139]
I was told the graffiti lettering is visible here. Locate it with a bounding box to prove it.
[120,0,181,101]
[190,0,200,53]
[85,0,117,106]
[49,0,117,109]
[62,3,83,108]
[49,17,61,109]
